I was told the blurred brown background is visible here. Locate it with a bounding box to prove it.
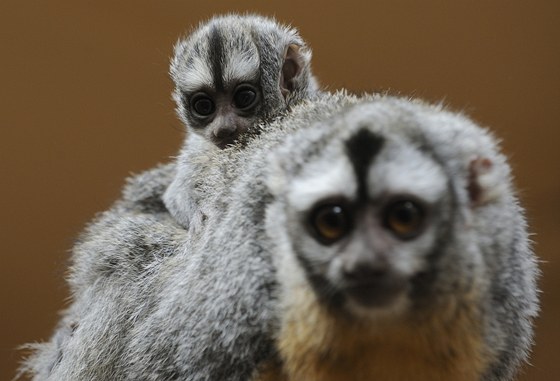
[1,1,558,380]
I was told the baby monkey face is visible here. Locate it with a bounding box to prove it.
[185,81,263,149]
[171,15,314,149]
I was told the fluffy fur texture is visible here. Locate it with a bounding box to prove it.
[164,14,319,230]
[21,92,538,381]
[259,95,539,381]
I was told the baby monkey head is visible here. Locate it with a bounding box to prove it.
[171,15,317,149]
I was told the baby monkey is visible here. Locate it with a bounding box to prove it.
[165,14,319,229]
[171,14,318,148]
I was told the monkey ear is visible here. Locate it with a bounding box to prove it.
[280,44,305,99]
[467,157,505,206]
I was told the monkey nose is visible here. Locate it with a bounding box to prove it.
[342,257,407,308]
[212,125,240,149]
[214,125,238,139]
[343,260,389,285]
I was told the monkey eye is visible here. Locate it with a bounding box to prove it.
[308,203,352,245]
[383,199,425,240]
[191,94,215,116]
[233,85,258,110]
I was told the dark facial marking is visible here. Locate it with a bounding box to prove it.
[345,128,385,202]
[295,251,347,309]
[408,201,455,309]
[208,26,224,92]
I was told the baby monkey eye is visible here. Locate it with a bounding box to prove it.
[233,85,258,110]
[383,200,425,240]
[191,95,215,116]
[309,204,352,245]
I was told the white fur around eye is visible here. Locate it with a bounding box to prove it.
[223,50,260,85]
[287,158,356,213]
[179,58,214,93]
[368,146,447,204]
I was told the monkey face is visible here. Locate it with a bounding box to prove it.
[183,83,263,149]
[269,131,453,319]
[266,96,514,322]
[170,15,316,149]
[264,100,501,320]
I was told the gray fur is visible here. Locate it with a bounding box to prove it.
[164,14,320,230]
[265,95,539,380]
[21,93,538,380]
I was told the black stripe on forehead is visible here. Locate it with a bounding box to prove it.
[345,128,385,201]
[208,26,224,91]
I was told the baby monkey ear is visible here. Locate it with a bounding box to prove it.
[280,44,305,99]
[467,156,506,207]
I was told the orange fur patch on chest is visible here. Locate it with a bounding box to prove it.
[255,287,490,381]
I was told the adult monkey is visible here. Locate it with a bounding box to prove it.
[21,93,538,381]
